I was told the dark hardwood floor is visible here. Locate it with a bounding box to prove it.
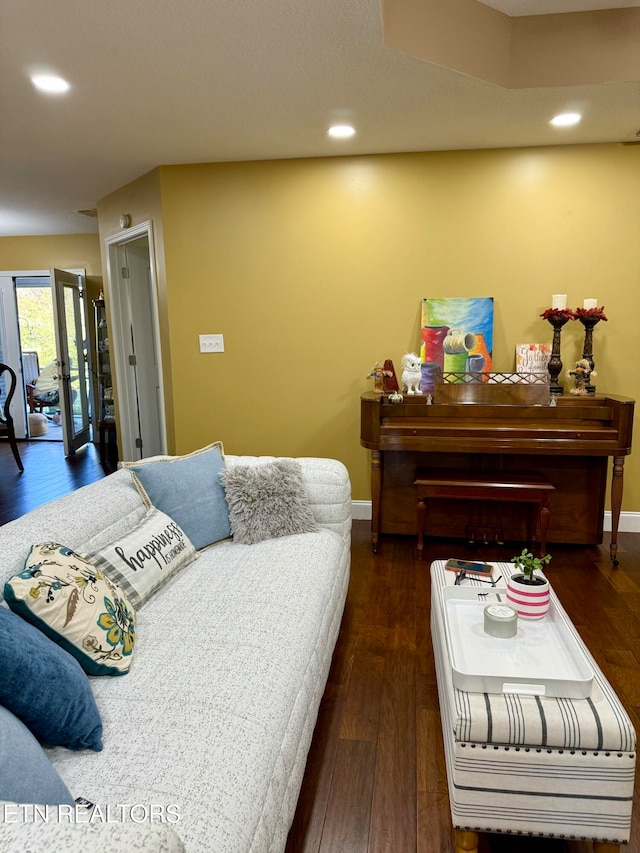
[1,445,638,851]
[0,439,107,524]
[287,522,640,853]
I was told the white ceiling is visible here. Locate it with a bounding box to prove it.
[1,0,639,237]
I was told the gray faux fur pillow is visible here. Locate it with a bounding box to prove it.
[219,459,319,545]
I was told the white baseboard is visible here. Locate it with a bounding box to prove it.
[603,511,640,533]
[352,501,640,534]
[351,500,372,520]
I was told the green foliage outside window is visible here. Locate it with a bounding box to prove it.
[17,287,57,368]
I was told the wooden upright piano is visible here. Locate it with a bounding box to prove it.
[360,389,634,563]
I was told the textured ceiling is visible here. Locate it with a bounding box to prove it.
[1,0,639,237]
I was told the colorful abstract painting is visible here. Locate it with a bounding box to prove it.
[420,297,494,375]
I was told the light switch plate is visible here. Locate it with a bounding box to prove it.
[199,334,224,353]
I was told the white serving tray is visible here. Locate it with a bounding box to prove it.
[440,586,594,698]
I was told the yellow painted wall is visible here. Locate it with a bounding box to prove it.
[3,147,638,516]
[0,232,103,322]
[0,232,102,288]
[154,143,640,510]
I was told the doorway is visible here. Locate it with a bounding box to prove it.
[105,222,166,461]
[0,268,93,454]
[16,276,61,442]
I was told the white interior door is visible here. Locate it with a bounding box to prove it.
[125,237,163,458]
[106,222,166,461]
[51,268,92,455]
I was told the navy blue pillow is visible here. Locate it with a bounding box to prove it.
[0,704,75,805]
[0,606,103,751]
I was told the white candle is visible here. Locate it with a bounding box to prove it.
[552,294,567,310]
[583,298,597,310]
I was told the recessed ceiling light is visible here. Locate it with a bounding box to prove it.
[328,124,356,139]
[550,112,581,128]
[31,74,70,94]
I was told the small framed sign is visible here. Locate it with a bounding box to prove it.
[515,343,551,375]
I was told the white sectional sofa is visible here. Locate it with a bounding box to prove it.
[0,452,351,852]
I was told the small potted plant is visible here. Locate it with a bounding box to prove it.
[506,548,552,620]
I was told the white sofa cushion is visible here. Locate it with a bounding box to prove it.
[46,527,350,852]
[0,822,186,852]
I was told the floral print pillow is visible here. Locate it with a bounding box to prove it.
[4,543,136,676]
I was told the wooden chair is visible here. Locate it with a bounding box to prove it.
[0,363,24,471]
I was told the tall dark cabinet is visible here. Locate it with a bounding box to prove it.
[93,297,118,469]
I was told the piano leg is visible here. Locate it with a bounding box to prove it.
[538,495,551,557]
[610,456,625,567]
[371,450,381,553]
[416,498,426,560]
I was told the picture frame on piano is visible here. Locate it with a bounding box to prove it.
[515,343,552,377]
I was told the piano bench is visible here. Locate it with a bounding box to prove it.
[414,469,555,560]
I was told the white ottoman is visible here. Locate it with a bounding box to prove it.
[28,412,48,436]
[430,560,636,852]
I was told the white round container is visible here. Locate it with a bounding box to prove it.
[483,604,518,638]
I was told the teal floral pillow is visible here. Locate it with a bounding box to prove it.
[4,543,136,677]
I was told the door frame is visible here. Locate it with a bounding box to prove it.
[104,220,167,461]
[0,268,86,440]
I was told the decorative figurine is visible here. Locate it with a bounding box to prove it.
[568,358,596,396]
[388,391,404,404]
[367,361,393,395]
[382,359,399,393]
[401,352,422,395]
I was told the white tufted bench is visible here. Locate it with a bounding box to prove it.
[430,560,636,853]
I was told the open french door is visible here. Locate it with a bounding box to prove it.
[51,268,92,456]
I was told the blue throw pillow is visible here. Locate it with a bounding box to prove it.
[123,442,231,550]
[0,606,103,751]
[0,704,75,805]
